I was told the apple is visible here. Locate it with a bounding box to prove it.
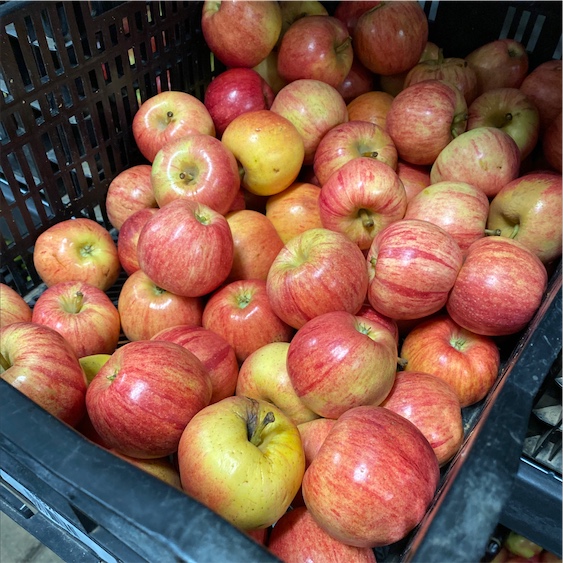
[252,50,288,95]
[0,283,32,328]
[337,58,375,104]
[353,1,428,76]
[202,279,294,364]
[151,325,238,404]
[221,109,305,196]
[79,353,111,384]
[430,127,521,198]
[334,0,381,36]
[132,90,215,163]
[150,133,240,214]
[117,269,203,342]
[270,79,348,165]
[266,228,369,329]
[356,302,400,345]
[116,207,159,276]
[105,164,158,230]
[467,87,540,159]
[287,310,398,419]
[380,370,464,466]
[236,341,319,426]
[86,340,212,458]
[277,15,353,89]
[313,120,398,186]
[302,405,440,548]
[137,200,233,298]
[487,172,562,264]
[446,236,548,336]
[1,322,87,426]
[465,39,529,95]
[201,0,282,69]
[265,182,323,244]
[543,113,562,174]
[505,531,544,560]
[225,209,284,282]
[177,396,305,530]
[396,161,431,202]
[367,219,463,320]
[318,156,407,250]
[520,60,562,133]
[31,280,120,358]
[277,1,329,47]
[268,506,377,563]
[112,452,182,489]
[404,180,490,255]
[33,218,121,292]
[386,79,468,165]
[346,90,394,129]
[203,68,275,137]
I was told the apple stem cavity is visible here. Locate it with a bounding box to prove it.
[0,352,10,372]
[246,400,275,446]
[359,209,374,229]
[484,228,502,237]
[335,36,352,55]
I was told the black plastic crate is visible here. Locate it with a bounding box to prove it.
[1,2,562,562]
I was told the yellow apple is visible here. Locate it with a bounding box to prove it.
[79,353,112,384]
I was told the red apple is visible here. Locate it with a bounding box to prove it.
[32,281,120,358]
[202,279,294,364]
[346,90,394,129]
[132,91,215,163]
[117,269,203,342]
[302,405,440,547]
[334,0,381,36]
[137,200,233,298]
[277,16,353,89]
[337,58,375,104]
[367,219,463,320]
[543,113,562,174]
[298,418,336,469]
[318,156,407,250]
[150,133,240,214]
[277,1,329,48]
[446,236,548,336]
[86,340,212,458]
[266,228,369,329]
[151,325,239,404]
[105,164,158,230]
[0,283,32,328]
[396,161,431,202]
[204,68,275,137]
[353,1,428,76]
[33,218,121,292]
[1,322,87,426]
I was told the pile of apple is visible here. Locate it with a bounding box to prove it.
[1,0,562,560]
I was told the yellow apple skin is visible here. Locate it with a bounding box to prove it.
[221,110,305,196]
[79,353,112,384]
[177,396,305,531]
[236,342,319,425]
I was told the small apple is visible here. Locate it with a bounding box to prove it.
[79,353,111,384]
[0,283,32,328]
[346,90,394,130]
[337,58,375,104]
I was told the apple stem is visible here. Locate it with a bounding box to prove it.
[179,171,194,182]
[510,224,519,239]
[335,36,352,54]
[0,352,10,372]
[359,209,374,229]
[451,113,468,138]
[107,371,117,382]
[505,112,513,122]
[166,110,173,121]
[70,291,84,314]
[484,228,502,237]
[397,357,408,370]
[246,401,275,446]
[361,150,379,159]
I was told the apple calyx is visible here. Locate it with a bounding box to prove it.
[236,290,253,309]
[450,336,467,352]
[245,398,275,446]
[80,243,95,258]
[358,208,375,229]
[0,352,10,372]
[195,209,211,225]
[106,370,118,383]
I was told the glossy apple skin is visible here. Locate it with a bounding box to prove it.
[105,164,157,230]
[202,279,294,364]
[396,161,431,202]
[542,113,562,174]
[270,79,348,165]
[313,120,398,186]
[0,283,32,328]
[265,182,322,244]
[150,133,240,214]
[151,325,238,404]
[137,200,233,298]
[236,342,318,426]
[487,173,562,264]
[201,0,282,69]
[177,396,305,531]
[337,58,375,104]
[32,281,120,358]
[346,90,394,129]
[287,311,397,419]
[381,370,464,465]
[204,68,275,137]
[353,1,428,76]
[386,79,468,166]
[405,180,490,255]
[334,0,381,35]
[400,314,501,408]
[1,322,87,426]
[447,237,548,336]
[277,16,353,89]
[132,91,215,163]
[318,157,407,250]
[225,209,284,282]
[430,127,521,198]
[33,218,121,292]
[117,269,203,342]
[302,405,440,548]
[266,228,369,329]
[278,1,329,47]
[117,207,159,276]
[268,506,377,563]
[86,340,212,458]
[367,219,463,320]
